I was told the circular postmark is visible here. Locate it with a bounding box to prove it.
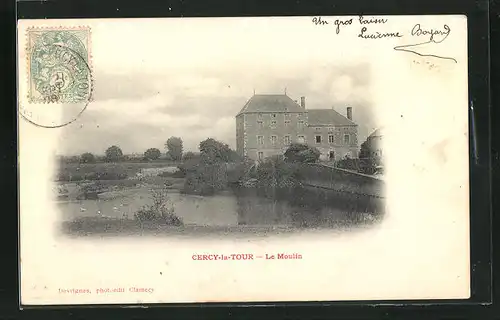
[21,30,93,128]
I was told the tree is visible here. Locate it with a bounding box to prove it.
[144,148,161,160]
[165,137,183,161]
[283,143,320,163]
[199,138,238,163]
[105,145,123,162]
[359,140,371,159]
[80,152,95,163]
[182,151,199,161]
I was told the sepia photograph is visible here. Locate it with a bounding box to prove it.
[18,16,470,305]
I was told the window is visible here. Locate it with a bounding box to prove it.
[258,152,264,160]
[315,135,322,144]
[328,135,334,143]
[257,135,264,145]
[270,120,277,128]
[284,135,291,145]
[284,120,291,127]
[272,114,277,118]
[298,120,304,129]
[297,135,306,143]
[258,113,263,119]
[315,127,321,132]
[284,113,291,120]
[257,120,263,128]
[271,135,277,146]
[344,134,350,144]
[328,127,334,132]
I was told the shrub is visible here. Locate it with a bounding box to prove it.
[256,156,301,188]
[80,152,95,163]
[158,170,185,178]
[182,151,199,161]
[144,148,161,160]
[134,187,183,226]
[284,143,320,163]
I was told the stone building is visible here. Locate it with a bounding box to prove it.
[366,128,383,158]
[235,94,359,161]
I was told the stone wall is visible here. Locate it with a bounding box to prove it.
[297,163,385,198]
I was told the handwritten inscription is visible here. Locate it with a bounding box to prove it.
[358,16,388,25]
[358,27,402,39]
[411,23,450,42]
[312,15,393,37]
[394,23,456,62]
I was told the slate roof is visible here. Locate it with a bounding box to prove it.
[306,109,356,126]
[236,94,305,115]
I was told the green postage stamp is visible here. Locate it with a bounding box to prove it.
[27,27,92,104]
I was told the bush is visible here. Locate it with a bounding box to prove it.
[182,151,199,161]
[80,152,95,163]
[134,187,183,226]
[284,143,320,163]
[256,156,301,188]
[158,170,185,178]
[144,148,161,160]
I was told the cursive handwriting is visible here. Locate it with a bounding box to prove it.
[358,27,402,39]
[411,24,450,43]
[333,18,353,34]
[358,15,388,25]
[312,16,328,25]
[393,23,456,62]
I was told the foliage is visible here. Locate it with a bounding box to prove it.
[105,145,123,162]
[182,151,199,161]
[165,137,183,161]
[80,152,95,163]
[359,140,371,159]
[199,138,240,163]
[283,143,320,163]
[336,158,360,171]
[256,156,301,188]
[158,169,185,178]
[134,186,183,226]
[144,148,161,160]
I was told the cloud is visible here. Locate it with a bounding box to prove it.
[59,62,376,156]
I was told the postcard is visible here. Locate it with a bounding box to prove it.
[18,15,470,305]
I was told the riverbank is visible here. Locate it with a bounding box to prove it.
[60,215,381,239]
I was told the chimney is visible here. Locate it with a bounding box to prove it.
[300,96,306,108]
[346,107,352,120]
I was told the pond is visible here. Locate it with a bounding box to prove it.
[56,185,385,231]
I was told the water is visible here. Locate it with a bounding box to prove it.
[56,185,384,230]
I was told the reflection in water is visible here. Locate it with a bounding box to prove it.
[58,184,385,236]
[234,186,384,229]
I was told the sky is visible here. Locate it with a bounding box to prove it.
[57,17,378,155]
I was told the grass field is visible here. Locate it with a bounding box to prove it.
[56,161,182,182]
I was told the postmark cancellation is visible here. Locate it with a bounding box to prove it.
[26,27,92,104]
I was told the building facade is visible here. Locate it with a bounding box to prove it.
[235,94,359,161]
